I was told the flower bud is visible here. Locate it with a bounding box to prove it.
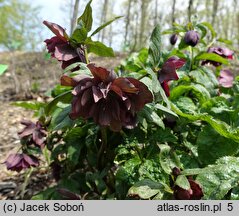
[170,34,178,45]
[184,30,199,47]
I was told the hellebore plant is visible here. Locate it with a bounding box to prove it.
[5,0,239,200]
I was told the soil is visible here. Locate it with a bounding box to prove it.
[0,51,125,200]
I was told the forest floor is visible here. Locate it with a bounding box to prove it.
[0,51,125,199]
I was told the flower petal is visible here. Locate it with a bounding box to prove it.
[161,81,170,97]
[23,154,39,167]
[112,78,139,93]
[5,154,23,169]
[55,44,78,61]
[218,69,234,88]
[92,86,103,103]
[87,64,116,82]
[43,20,68,42]
[189,179,203,200]
[126,78,153,111]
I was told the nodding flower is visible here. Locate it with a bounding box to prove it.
[43,20,86,69]
[4,153,39,172]
[170,34,178,45]
[158,56,186,97]
[202,47,234,67]
[184,30,200,47]
[61,64,153,132]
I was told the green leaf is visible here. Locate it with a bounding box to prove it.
[12,101,45,111]
[172,104,239,143]
[196,156,239,199]
[158,144,181,174]
[217,38,233,45]
[90,16,123,37]
[127,179,164,199]
[170,84,210,104]
[154,103,178,117]
[178,38,189,50]
[145,67,171,108]
[49,105,75,131]
[190,67,218,95]
[200,22,216,38]
[174,97,197,114]
[65,127,86,166]
[77,0,93,32]
[85,39,114,57]
[195,52,229,65]
[197,126,239,165]
[70,21,88,44]
[31,187,57,200]
[142,104,165,129]
[45,91,72,115]
[0,64,8,75]
[148,25,161,68]
[196,24,207,39]
[175,175,190,190]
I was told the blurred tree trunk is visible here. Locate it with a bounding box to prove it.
[154,0,158,26]
[99,0,109,42]
[139,0,150,48]
[211,0,219,26]
[124,0,133,45]
[70,0,80,34]
[10,52,21,94]
[172,0,176,25]
[188,0,193,22]
[131,2,139,52]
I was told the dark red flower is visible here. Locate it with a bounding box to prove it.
[43,20,86,69]
[184,30,200,47]
[158,56,186,96]
[202,47,234,67]
[18,120,47,147]
[61,64,153,131]
[218,69,234,88]
[5,153,39,172]
[170,34,178,45]
[174,179,203,200]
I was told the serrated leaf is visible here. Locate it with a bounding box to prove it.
[0,64,8,75]
[175,175,190,190]
[196,156,239,199]
[86,39,114,57]
[127,179,164,199]
[148,25,161,68]
[195,52,229,65]
[77,0,93,32]
[90,16,123,37]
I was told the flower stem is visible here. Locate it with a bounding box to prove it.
[20,167,33,199]
[189,46,194,71]
[84,45,89,64]
[97,127,108,169]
